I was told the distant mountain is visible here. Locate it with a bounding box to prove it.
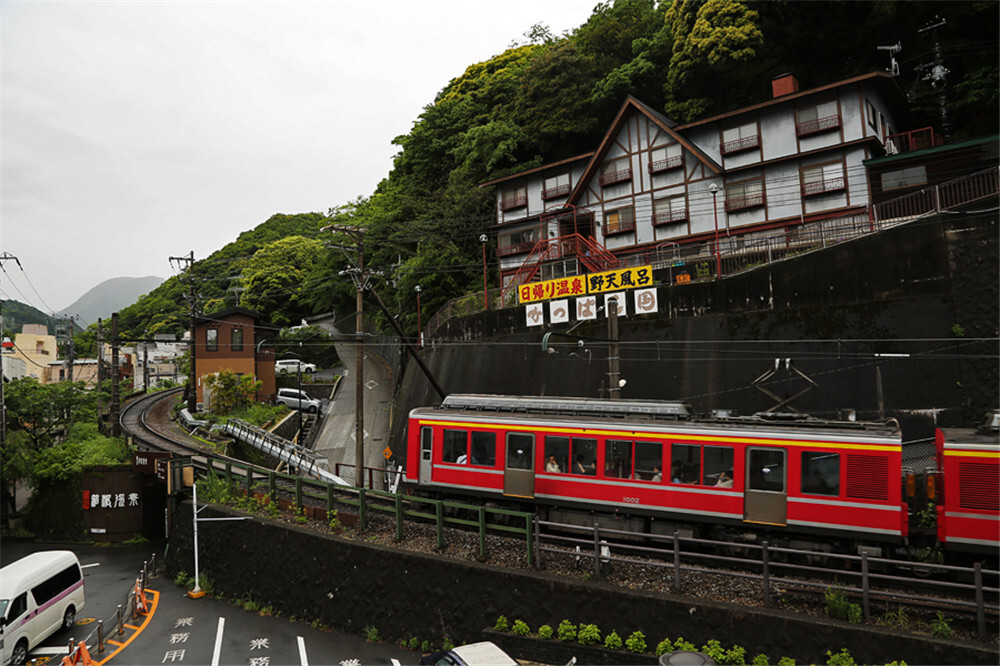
[0,300,62,336]
[57,276,164,325]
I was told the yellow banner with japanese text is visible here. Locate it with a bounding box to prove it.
[517,265,653,304]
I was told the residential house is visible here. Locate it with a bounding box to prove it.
[485,72,911,293]
[192,307,280,409]
[9,324,58,382]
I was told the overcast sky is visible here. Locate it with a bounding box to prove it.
[1,0,595,316]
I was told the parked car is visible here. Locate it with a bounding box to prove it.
[419,642,518,666]
[276,359,316,374]
[276,388,321,413]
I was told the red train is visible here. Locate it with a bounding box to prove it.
[405,395,999,558]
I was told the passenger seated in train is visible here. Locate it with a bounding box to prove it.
[715,470,733,488]
[574,455,595,475]
[546,456,561,473]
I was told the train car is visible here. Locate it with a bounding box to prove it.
[934,410,1000,554]
[406,395,908,555]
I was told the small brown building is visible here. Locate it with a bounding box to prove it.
[192,307,280,409]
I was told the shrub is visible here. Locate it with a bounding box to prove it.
[826,648,855,666]
[625,631,647,654]
[363,625,379,642]
[537,624,553,640]
[825,586,861,623]
[557,620,577,642]
[511,620,530,636]
[778,658,796,666]
[604,630,623,651]
[174,571,192,588]
[702,640,726,663]
[675,638,697,652]
[327,510,342,532]
[406,637,420,650]
[724,645,747,665]
[930,611,952,638]
[751,654,770,666]
[656,638,674,656]
[577,624,601,646]
[442,637,455,650]
[421,640,434,653]
[493,615,509,632]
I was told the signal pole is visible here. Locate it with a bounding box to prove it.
[110,312,121,437]
[170,252,198,413]
[0,252,22,446]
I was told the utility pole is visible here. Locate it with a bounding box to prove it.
[97,318,105,433]
[110,312,121,437]
[56,316,78,383]
[323,224,368,488]
[0,252,21,447]
[170,252,198,413]
[918,16,951,142]
[607,296,621,399]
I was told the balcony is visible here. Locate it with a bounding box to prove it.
[603,219,636,236]
[721,134,760,155]
[796,114,841,137]
[887,127,944,153]
[599,168,632,187]
[499,195,527,211]
[652,209,688,226]
[497,240,536,257]
[541,184,571,200]
[648,155,683,174]
[725,193,765,212]
[802,177,846,197]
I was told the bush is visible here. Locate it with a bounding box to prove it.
[577,624,601,646]
[826,648,855,666]
[656,638,674,656]
[778,658,796,666]
[751,654,770,666]
[537,624,553,640]
[930,611,952,638]
[421,640,434,653]
[511,620,530,636]
[702,640,726,663]
[604,630,623,651]
[493,615,509,632]
[724,645,747,665]
[625,631,647,654]
[406,637,420,650]
[825,586,861,623]
[363,625,379,642]
[557,620,577,642]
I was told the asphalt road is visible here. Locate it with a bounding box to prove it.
[2,541,417,666]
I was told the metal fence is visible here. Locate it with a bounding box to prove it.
[533,518,999,638]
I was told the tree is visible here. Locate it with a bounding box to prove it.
[204,369,263,415]
[239,236,325,326]
[3,378,97,449]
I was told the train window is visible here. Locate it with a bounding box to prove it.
[671,444,701,483]
[571,438,597,475]
[470,431,497,466]
[747,448,785,492]
[703,446,734,488]
[421,427,432,461]
[545,436,570,473]
[506,433,534,470]
[801,451,839,496]
[634,441,663,481]
[605,440,633,478]
[443,429,468,463]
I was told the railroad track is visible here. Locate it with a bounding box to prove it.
[119,388,204,455]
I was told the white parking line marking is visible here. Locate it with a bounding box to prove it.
[298,635,309,665]
[212,617,225,666]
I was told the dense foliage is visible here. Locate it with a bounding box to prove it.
[89,0,998,345]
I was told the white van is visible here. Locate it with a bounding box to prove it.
[1,551,85,666]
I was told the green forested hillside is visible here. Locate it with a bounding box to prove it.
[99,0,999,349]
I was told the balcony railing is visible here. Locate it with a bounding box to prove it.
[652,209,688,226]
[796,114,842,137]
[648,155,683,174]
[886,127,943,154]
[497,240,536,257]
[725,192,765,212]
[802,177,846,197]
[599,168,632,186]
[541,184,571,200]
[721,134,760,155]
[603,218,636,235]
[499,195,527,211]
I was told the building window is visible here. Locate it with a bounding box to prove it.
[721,122,760,155]
[603,206,635,235]
[801,163,846,196]
[652,195,687,226]
[498,227,538,257]
[866,100,878,130]
[206,329,218,352]
[725,179,765,211]
[231,328,244,352]
[648,145,683,173]
[599,157,632,186]
[880,166,927,191]
[499,185,527,211]
[796,101,841,136]
[542,173,571,200]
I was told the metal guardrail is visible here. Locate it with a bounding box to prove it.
[186,455,535,565]
[532,517,999,637]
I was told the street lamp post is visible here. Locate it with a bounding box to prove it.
[415,285,422,347]
[709,183,722,279]
[479,234,489,311]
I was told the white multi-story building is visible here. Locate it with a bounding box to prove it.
[485,72,909,292]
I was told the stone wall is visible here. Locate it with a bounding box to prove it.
[163,501,997,666]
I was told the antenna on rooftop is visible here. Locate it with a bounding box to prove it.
[877,42,901,77]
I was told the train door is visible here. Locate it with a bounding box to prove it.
[419,426,433,484]
[503,432,535,498]
[743,447,787,526]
